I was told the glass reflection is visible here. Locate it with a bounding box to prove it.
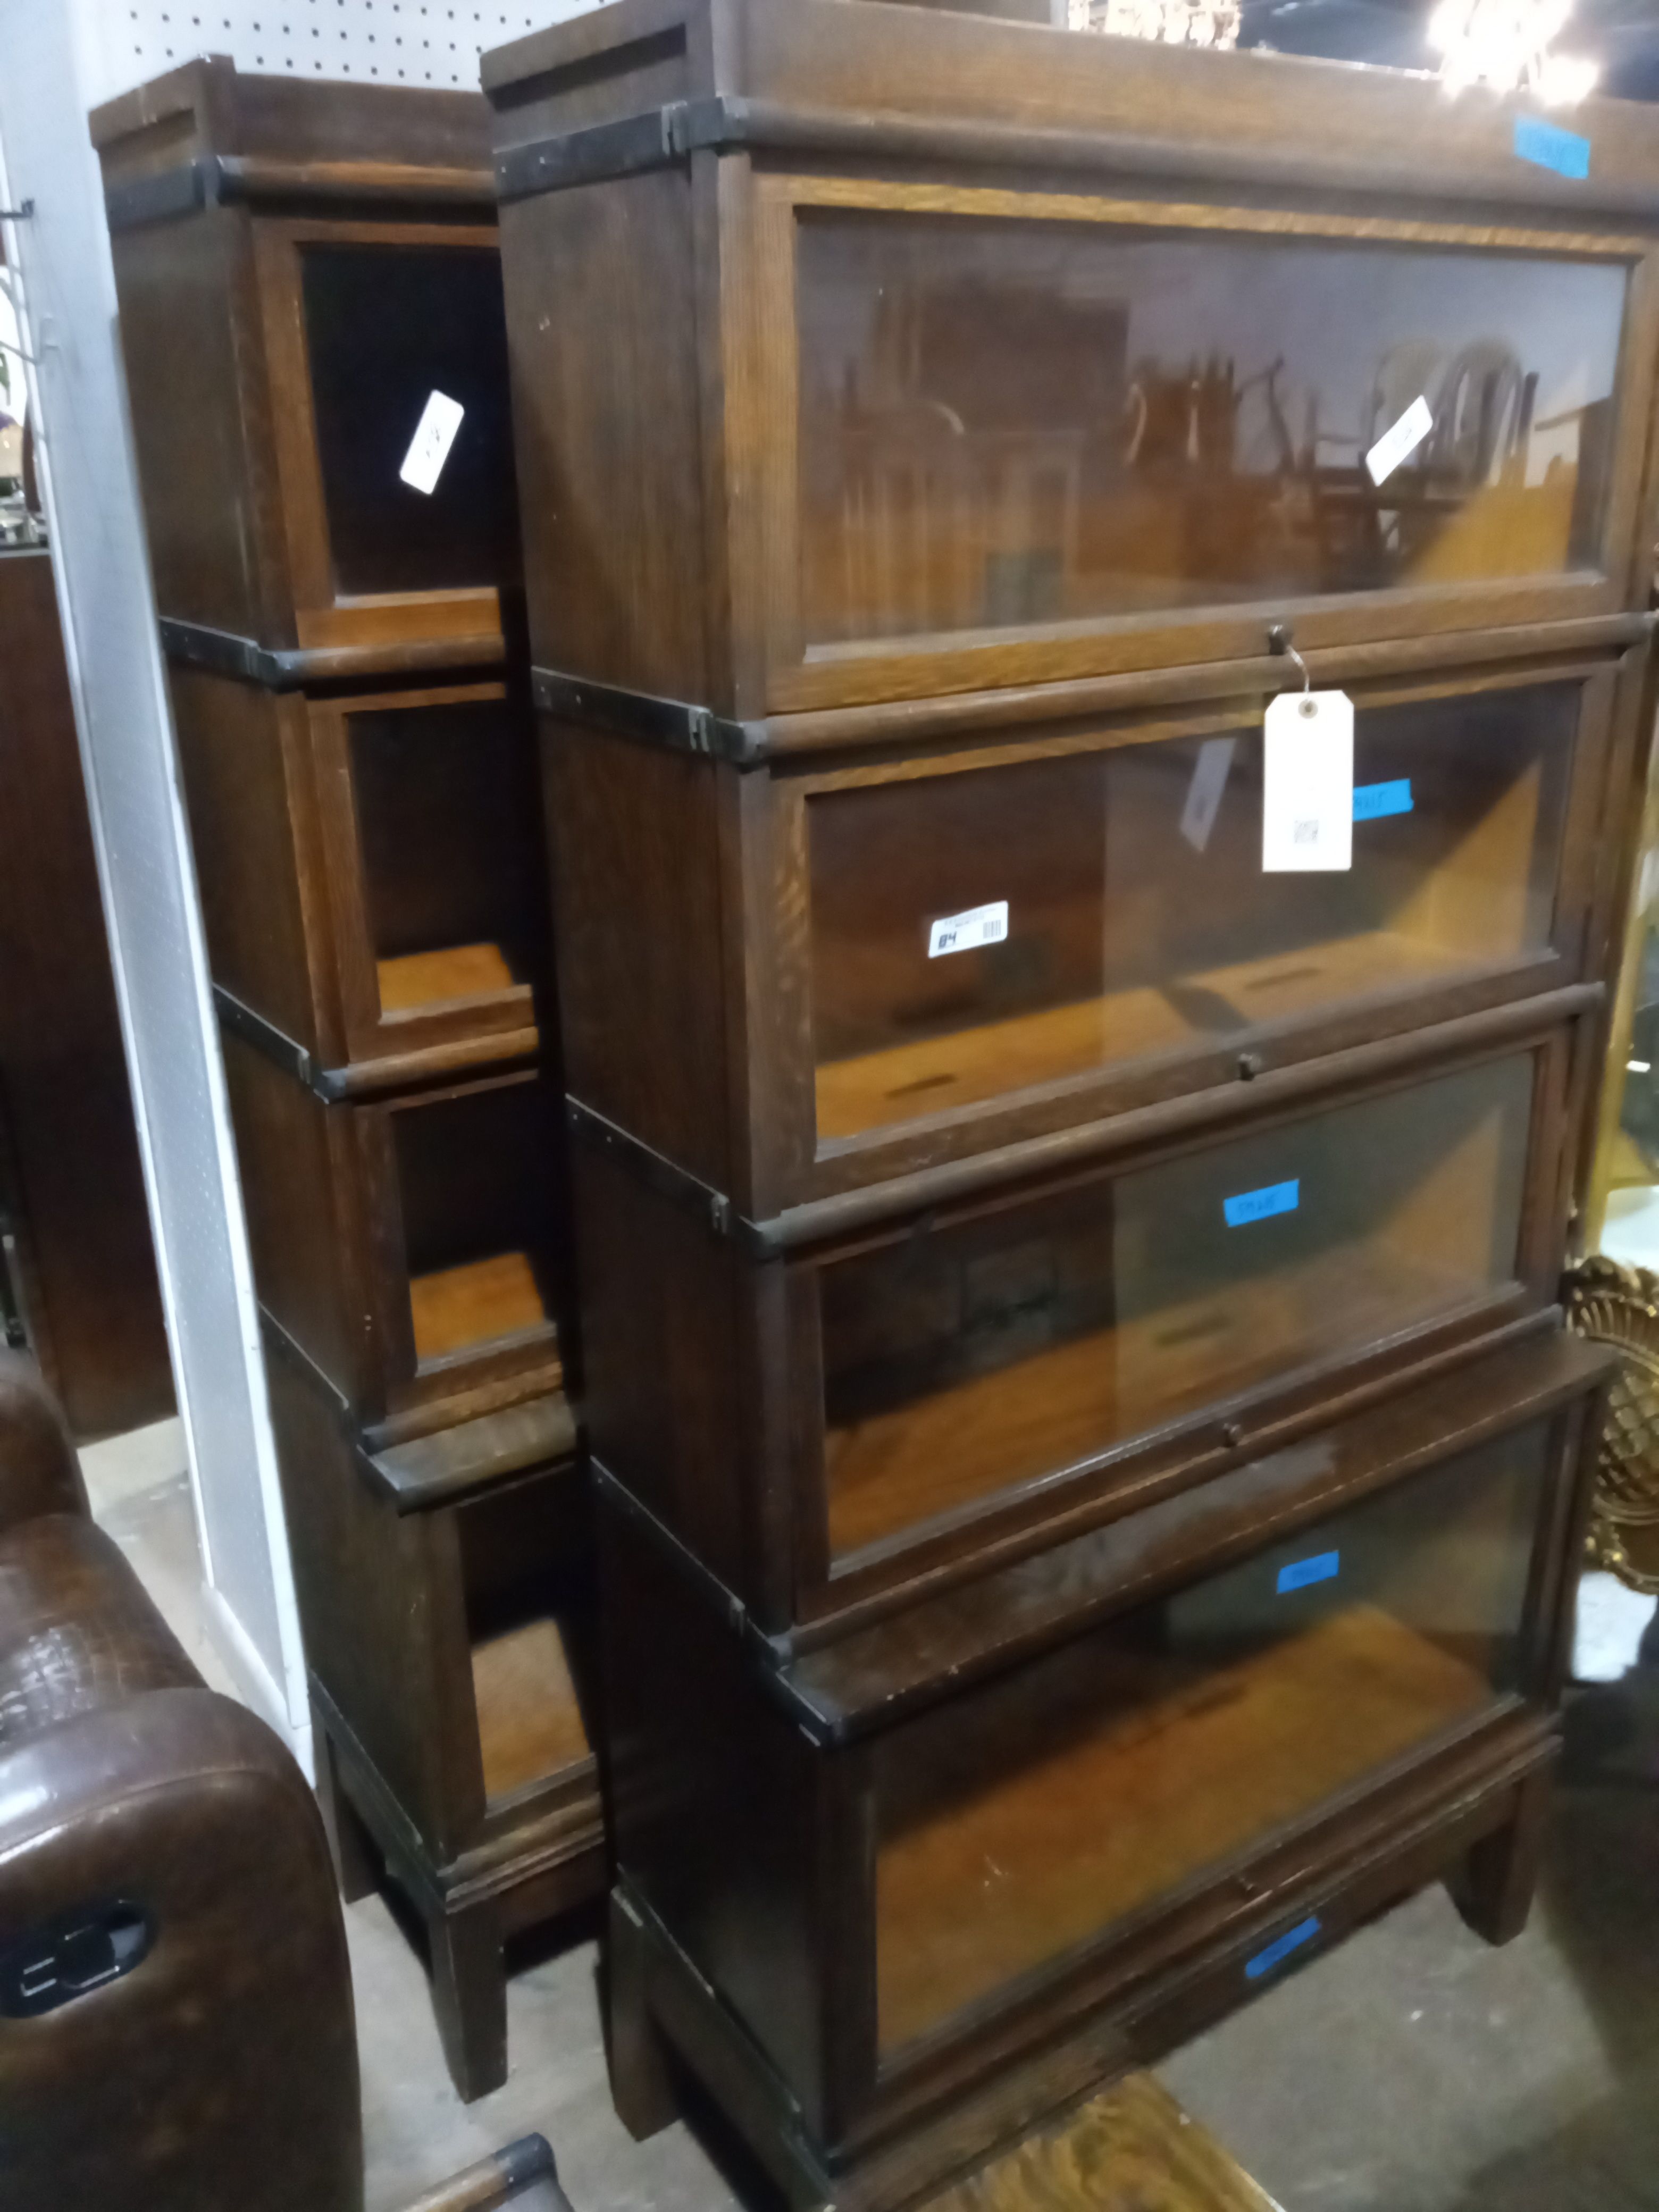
[797,217,1627,646]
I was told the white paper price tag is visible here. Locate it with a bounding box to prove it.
[1365,394,1433,488]
[1262,690,1353,873]
[927,901,1008,959]
[399,390,465,495]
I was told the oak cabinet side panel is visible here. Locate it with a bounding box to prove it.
[576,1145,749,1595]
[543,720,733,1189]
[601,1494,830,2133]
[169,667,341,1061]
[501,166,712,703]
[264,1346,484,1859]
[110,205,290,643]
[222,1029,366,1403]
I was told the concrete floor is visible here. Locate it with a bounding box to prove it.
[81,1430,1659,2212]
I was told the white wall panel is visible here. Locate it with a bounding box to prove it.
[75,0,599,105]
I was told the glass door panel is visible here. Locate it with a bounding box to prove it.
[809,684,1576,1141]
[873,1421,1546,2053]
[796,214,1626,652]
[821,1053,1532,1561]
[299,243,519,597]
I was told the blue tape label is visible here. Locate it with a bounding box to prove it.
[1277,1549,1340,1595]
[1223,1178,1300,1229]
[1246,1916,1322,1982]
[1514,115,1590,180]
[1353,778,1413,822]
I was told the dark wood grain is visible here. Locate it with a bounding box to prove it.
[0,550,171,1440]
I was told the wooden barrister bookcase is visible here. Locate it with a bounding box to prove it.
[489,3,1659,2198]
[93,59,601,2100]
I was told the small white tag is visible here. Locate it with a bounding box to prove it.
[927,900,1009,959]
[1365,394,1434,488]
[399,390,465,495]
[1263,691,1353,873]
[1180,736,1236,854]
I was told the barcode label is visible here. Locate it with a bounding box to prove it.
[399,390,465,495]
[927,901,1009,959]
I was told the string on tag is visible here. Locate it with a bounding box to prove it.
[1268,623,1316,716]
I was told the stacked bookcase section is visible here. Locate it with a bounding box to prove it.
[485,3,1656,2194]
[94,59,600,2101]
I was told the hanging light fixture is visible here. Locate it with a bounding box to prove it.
[1067,0,1242,49]
[1428,0,1601,105]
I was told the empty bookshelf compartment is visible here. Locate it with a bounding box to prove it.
[458,1470,596,1811]
[340,686,543,1037]
[391,1072,563,1375]
[295,237,520,604]
[820,1050,1535,1564]
[808,682,1579,1143]
[872,1418,1547,2054]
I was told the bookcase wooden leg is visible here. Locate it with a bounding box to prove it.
[431,1899,508,2104]
[314,1726,379,1906]
[1451,1772,1549,1948]
[606,1891,679,2141]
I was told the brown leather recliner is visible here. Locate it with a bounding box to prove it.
[0,1350,363,2211]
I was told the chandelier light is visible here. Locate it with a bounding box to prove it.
[1068,0,1242,49]
[1428,0,1601,105]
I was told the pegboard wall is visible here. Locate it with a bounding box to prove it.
[76,0,598,105]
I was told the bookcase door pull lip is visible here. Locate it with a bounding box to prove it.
[161,617,506,693]
[105,152,493,234]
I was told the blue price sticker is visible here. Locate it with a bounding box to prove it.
[1353,779,1413,822]
[1514,114,1590,180]
[1277,1549,1340,1596]
[1246,1916,1322,1982]
[1223,1178,1300,1229]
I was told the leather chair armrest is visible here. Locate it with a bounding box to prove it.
[0,1348,87,1530]
[0,1686,363,2212]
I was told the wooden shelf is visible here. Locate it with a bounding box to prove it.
[816,928,1484,1141]
[409,1249,550,1364]
[874,1603,1492,2052]
[377,940,522,1016]
[472,1610,594,1808]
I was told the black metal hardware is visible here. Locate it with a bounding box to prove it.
[211,985,326,1094]
[532,666,761,765]
[104,158,224,234]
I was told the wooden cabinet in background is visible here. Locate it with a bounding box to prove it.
[0,547,172,1440]
[95,60,599,2101]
